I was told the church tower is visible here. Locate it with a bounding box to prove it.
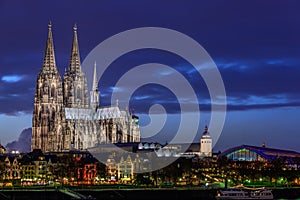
[200,125,212,157]
[90,62,100,110]
[63,25,90,150]
[31,22,65,152]
[31,23,141,152]
[63,24,88,108]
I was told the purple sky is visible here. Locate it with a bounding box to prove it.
[0,0,300,152]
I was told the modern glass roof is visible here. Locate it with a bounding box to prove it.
[220,145,300,162]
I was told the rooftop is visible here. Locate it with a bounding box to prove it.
[220,144,300,162]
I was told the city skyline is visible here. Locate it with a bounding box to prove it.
[0,0,300,153]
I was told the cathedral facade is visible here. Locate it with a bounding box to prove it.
[31,23,140,152]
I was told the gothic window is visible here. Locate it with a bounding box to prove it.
[37,84,42,98]
[58,87,61,96]
[51,108,55,121]
[39,110,42,122]
[51,85,56,98]
[76,86,81,101]
[42,83,49,98]
[42,116,47,126]
[70,84,74,96]
[41,105,45,113]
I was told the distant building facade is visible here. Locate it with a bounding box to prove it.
[31,23,140,152]
[200,126,212,157]
[0,144,6,154]
[219,144,300,164]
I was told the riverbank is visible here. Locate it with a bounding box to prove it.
[0,187,300,199]
[75,187,300,200]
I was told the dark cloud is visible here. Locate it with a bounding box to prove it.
[98,57,300,114]
[0,0,300,152]
[0,76,34,115]
[219,60,300,97]
[0,0,300,116]
[226,102,300,111]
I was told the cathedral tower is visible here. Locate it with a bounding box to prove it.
[63,25,91,150]
[32,23,141,152]
[63,24,88,108]
[31,22,65,152]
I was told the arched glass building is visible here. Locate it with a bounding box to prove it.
[219,145,300,163]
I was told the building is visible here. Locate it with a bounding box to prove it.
[0,144,6,154]
[219,144,300,165]
[105,155,117,182]
[31,23,140,152]
[76,155,98,185]
[200,126,212,157]
[0,154,22,185]
[118,155,134,183]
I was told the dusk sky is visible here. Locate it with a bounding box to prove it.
[0,0,300,153]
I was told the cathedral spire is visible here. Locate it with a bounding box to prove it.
[64,24,89,108]
[43,21,56,70]
[68,23,81,73]
[32,22,64,152]
[92,61,98,91]
[90,61,100,110]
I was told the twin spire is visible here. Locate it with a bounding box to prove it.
[43,22,56,70]
[43,22,82,75]
[43,22,99,108]
[69,23,82,74]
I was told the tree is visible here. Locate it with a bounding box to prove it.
[217,155,232,189]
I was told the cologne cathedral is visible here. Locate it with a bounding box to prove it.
[31,23,140,152]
